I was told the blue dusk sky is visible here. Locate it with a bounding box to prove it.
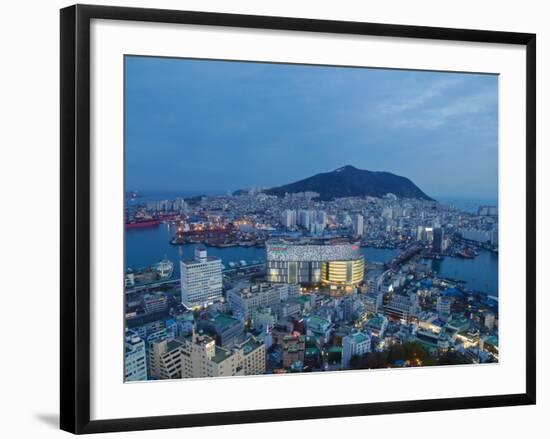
[125,56,498,200]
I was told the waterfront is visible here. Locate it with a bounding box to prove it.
[126,223,498,295]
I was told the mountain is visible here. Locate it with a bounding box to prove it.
[259,165,434,201]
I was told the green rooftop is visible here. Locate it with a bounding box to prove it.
[365,315,385,329]
[214,313,240,329]
[166,339,184,352]
[242,337,262,355]
[211,347,231,364]
[307,315,331,331]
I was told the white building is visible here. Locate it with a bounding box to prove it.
[298,210,315,229]
[484,312,496,330]
[181,247,223,308]
[179,333,266,378]
[226,282,299,320]
[280,209,297,228]
[124,332,147,382]
[436,296,453,317]
[342,331,371,368]
[352,213,364,237]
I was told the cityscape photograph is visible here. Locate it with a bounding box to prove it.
[124,56,499,382]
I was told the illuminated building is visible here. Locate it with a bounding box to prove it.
[266,239,364,290]
[180,247,223,308]
[321,259,364,288]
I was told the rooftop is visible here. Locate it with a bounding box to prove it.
[365,315,386,329]
[307,315,331,330]
[349,332,369,343]
[181,256,221,266]
[241,337,263,355]
[211,346,232,364]
[166,339,185,352]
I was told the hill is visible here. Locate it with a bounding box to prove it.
[260,165,433,201]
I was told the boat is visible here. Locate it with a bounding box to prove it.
[154,257,174,279]
[125,219,161,229]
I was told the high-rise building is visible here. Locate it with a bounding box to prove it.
[352,214,364,237]
[297,210,315,229]
[280,209,296,229]
[316,211,327,225]
[181,247,223,308]
[436,296,453,317]
[484,312,496,330]
[424,227,434,242]
[433,227,444,253]
[416,225,425,241]
[342,331,371,368]
[124,332,147,382]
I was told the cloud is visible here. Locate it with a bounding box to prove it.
[378,76,497,130]
[379,76,464,115]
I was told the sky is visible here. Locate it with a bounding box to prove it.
[125,56,498,200]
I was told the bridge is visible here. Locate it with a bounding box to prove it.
[384,245,423,270]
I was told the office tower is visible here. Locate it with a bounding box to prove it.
[181,247,223,307]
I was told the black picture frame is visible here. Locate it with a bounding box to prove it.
[60,4,536,434]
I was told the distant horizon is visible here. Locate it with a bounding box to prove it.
[126,164,498,201]
[126,56,498,200]
[126,187,499,204]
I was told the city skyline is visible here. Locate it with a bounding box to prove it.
[125,56,498,199]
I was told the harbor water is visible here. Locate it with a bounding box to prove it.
[125,222,498,295]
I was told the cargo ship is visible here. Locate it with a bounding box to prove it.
[125,219,162,229]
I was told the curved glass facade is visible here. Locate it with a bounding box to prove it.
[321,258,364,287]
